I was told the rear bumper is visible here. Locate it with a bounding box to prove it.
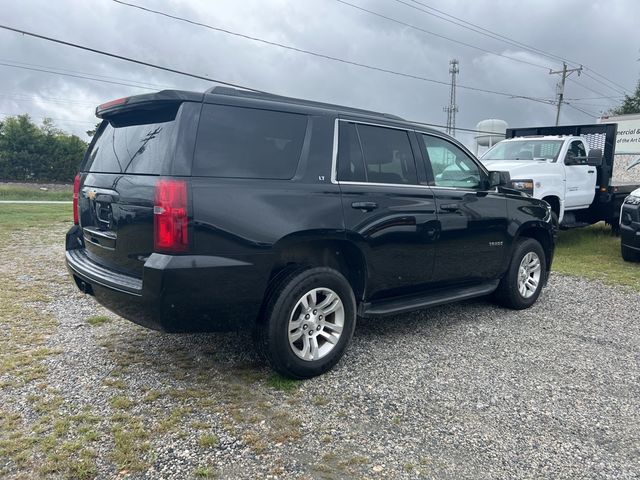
[65,229,270,332]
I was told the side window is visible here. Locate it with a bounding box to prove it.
[421,134,483,189]
[337,122,366,182]
[356,124,417,184]
[193,104,307,179]
[566,140,587,165]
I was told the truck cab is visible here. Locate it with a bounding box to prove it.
[481,135,596,224]
[479,124,639,230]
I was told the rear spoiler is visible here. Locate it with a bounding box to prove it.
[95,90,203,118]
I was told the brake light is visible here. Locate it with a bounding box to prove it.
[154,179,188,253]
[98,97,128,110]
[73,173,80,225]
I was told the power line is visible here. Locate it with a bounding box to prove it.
[569,101,617,108]
[0,24,266,93]
[396,0,630,95]
[564,103,599,118]
[0,24,532,135]
[0,22,574,135]
[566,95,624,101]
[334,0,549,71]
[0,58,176,90]
[567,78,611,98]
[0,61,165,91]
[394,0,564,62]
[106,0,546,100]
[580,71,626,96]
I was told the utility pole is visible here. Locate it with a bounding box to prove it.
[443,59,459,136]
[549,62,582,125]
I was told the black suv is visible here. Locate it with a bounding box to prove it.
[620,188,640,262]
[66,87,555,378]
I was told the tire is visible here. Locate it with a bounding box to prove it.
[255,266,357,379]
[621,244,640,262]
[494,238,546,310]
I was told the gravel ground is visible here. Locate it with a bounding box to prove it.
[1,225,639,479]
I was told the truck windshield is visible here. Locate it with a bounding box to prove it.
[482,140,564,161]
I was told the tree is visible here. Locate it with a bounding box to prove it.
[610,79,640,115]
[0,114,87,182]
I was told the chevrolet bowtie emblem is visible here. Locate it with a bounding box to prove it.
[87,190,97,201]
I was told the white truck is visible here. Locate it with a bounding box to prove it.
[480,124,640,230]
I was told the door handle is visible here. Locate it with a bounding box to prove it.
[440,203,460,212]
[588,170,595,173]
[351,201,378,212]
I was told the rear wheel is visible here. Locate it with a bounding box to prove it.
[255,267,356,379]
[494,238,546,309]
[621,244,640,262]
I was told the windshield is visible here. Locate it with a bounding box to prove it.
[482,139,564,161]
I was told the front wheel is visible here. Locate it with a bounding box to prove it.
[621,244,640,262]
[255,267,356,379]
[494,238,546,310]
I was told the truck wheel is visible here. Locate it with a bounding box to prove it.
[621,244,640,262]
[255,267,356,379]
[494,238,546,310]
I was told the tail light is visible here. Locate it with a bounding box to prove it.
[73,173,81,225]
[154,179,188,253]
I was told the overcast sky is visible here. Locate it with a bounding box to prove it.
[1,0,638,148]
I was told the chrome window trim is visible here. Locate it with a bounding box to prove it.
[339,180,433,190]
[329,118,494,191]
[331,118,421,187]
[330,117,339,184]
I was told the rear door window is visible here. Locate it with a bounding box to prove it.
[193,104,308,179]
[356,124,417,184]
[85,119,177,174]
[337,122,367,182]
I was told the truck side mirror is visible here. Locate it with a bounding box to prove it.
[587,148,603,167]
[489,170,511,188]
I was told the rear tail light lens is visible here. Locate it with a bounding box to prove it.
[154,179,188,253]
[73,173,80,225]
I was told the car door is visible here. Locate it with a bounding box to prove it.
[417,133,509,285]
[335,120,438,300]
[563,140,597,209]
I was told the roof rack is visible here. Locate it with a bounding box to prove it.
[205,86,404,121]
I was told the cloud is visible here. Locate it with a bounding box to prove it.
[0,0,637,147]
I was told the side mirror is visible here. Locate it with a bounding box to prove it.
[489,170,511,188]
[587,148,603,167]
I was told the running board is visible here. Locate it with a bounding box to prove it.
[360,280,500,317]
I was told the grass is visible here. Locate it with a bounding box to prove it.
[0,203,72,230]
[266,373,300,393]
[554,223,640,290]
[86,315,111,326]
[0,183,72,201]
[194,466,217,478]
[198,433,219,448]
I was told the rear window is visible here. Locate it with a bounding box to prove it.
[193,104,307,179]
[85,115,178,175]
